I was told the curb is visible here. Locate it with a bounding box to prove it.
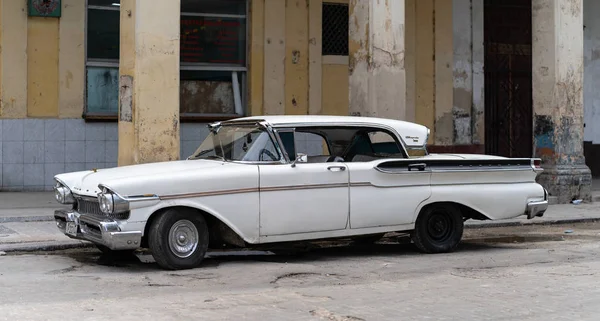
[0,240,94,253]
[466,217,600,229]
[0,216,54,223]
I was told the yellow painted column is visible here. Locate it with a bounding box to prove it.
[0,0,28,118]
[285,0,309,115]
[118,0,180,166]
[58,0,86,118]
[415,0,435,144]
[27,17,60,117]
[349,0,406,120]
[249,0,265,116]
[263,0,286,115]
[308,0,323,115]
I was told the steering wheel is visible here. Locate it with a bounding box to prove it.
[259,149,277,161]
[326,156,345,162]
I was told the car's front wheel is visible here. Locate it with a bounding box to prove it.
[411,203,463,253]
[148,208,209,270]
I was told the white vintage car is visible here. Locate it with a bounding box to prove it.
[53,115,548,270]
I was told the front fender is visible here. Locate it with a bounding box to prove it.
[130,195,260,244]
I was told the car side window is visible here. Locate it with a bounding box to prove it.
[277,129,331,163]
[347,130,405,162]
[295,132,330,158]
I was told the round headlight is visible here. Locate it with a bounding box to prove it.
[98,193,114,214]
[54,182,75,204]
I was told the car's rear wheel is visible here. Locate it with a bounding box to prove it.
[148,208,209,270]
[411,203,463,253]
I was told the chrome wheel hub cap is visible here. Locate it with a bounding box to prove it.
[168,220,199,258]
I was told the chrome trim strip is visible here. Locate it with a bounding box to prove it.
[351,181,535,189]
[375,166,537,174]
[159,183,350,200]
[160,187,259,200]
[261,183,348,192]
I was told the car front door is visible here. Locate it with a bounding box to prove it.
[258,129,350,237]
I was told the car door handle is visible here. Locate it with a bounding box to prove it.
[327,165,346,171]
[408,163,427,171]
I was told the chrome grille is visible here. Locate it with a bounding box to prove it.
[76,198,130,220]
[77,199,103,216]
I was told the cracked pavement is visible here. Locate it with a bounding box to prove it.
[2,222,600,320]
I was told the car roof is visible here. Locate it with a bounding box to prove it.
[222,115,430,148]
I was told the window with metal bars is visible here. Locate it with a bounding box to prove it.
[322,3,349,56]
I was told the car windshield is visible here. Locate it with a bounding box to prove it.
[189,124,282,162]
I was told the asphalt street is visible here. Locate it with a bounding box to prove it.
[1,222,600,320]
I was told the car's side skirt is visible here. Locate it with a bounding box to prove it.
[256,223,414,244]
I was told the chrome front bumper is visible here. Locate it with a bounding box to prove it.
[54,209,142,250]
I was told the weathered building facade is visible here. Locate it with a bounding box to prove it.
[0,0,593,204]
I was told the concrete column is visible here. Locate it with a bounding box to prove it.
[532,0,592,203]
[0,0,28,118]
[349,0,406,120]
[118,0,181,166]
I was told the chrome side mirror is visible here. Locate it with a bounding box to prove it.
[291,153,308,167]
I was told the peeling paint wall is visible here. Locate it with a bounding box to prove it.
[471,0,485,145]
[533,0,585,166]
[583,0,600,144]
[533,0,591,203]
[118,0,181,165]
[452,0,472,145]
[251,0,350,117]
[349,0,406,120]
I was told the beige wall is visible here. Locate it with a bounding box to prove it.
[0,0,85,119]
[250,0,349,117]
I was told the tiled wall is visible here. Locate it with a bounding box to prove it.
[0,120,209,192]
[0,120,327,191]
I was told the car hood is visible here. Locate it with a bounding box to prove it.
[55,160,228,197]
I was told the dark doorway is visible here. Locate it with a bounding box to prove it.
[484,0,533,157]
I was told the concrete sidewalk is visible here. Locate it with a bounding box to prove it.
[1,191,600,253]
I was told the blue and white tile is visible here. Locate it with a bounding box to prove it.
[85,140,106,163]
[181,123,200,141]
[65,141,86,163]
[44,163,65,186]
[65,162,87,173]
[3,164,24,187]
[85,123,106,141]
[24,164,45,186]
[3,142,24,164]
[85,163,104,171]
[65,119,86,141]
[44,141,66,163]
[106,123,118,141]
[105,141,118,163]
[181,141,200,159]
[106,162,118,168]
[24,141,45,164]
[24,186,46,192]
[23,119,45,141]
[44,119,66,142]
[3,119,24,142]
